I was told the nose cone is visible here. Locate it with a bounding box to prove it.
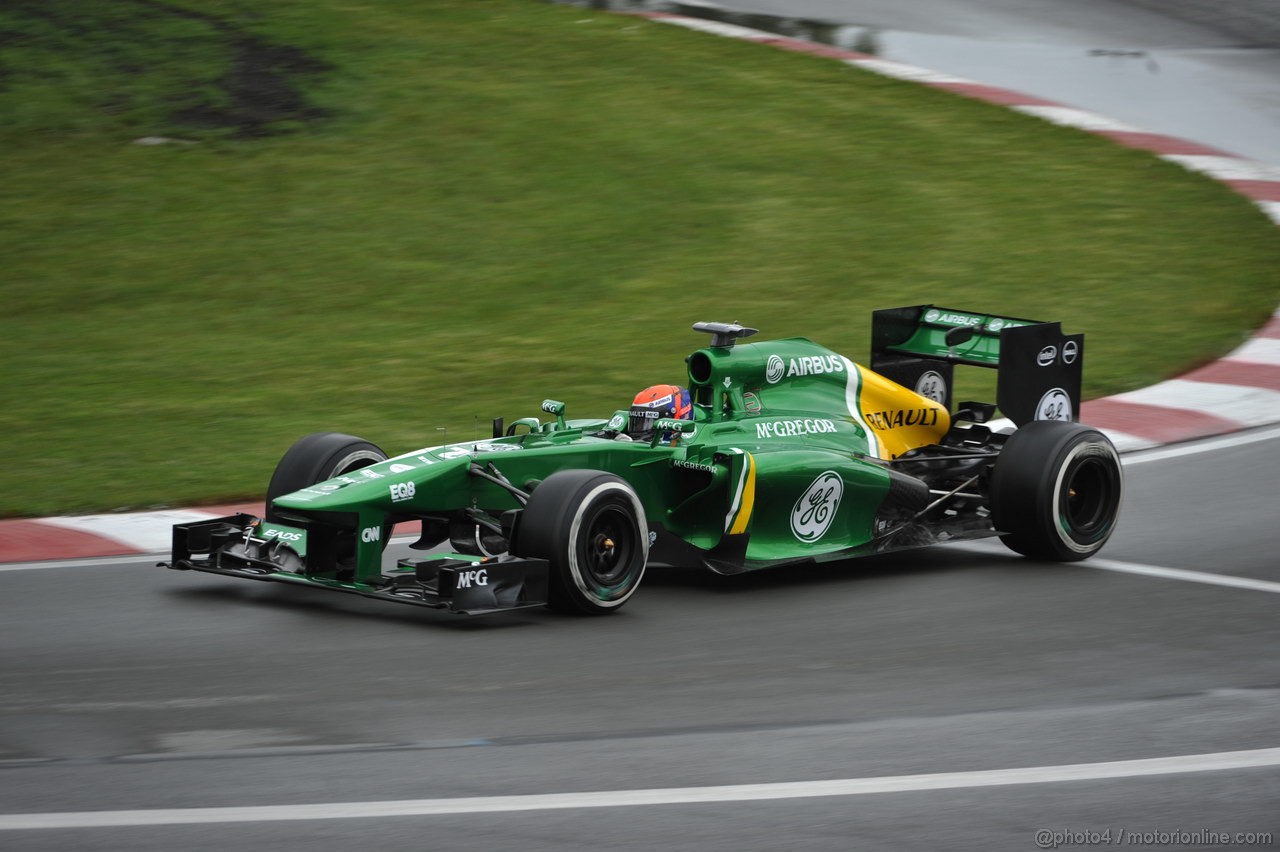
[270,453,471,515]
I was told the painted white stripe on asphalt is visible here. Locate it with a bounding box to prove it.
[846,58,973,84]
[951,539,1280,595]
[1122,424,1280,464]
[653,17,772,40]
[2,747,1277,829]
[1106,379,1280,427]
[1084,558,1280,595]
[1256,200,1280,225]
[1226,337,1280,366]
[38,510,219,553]
[1161,155,1280,182]
[1010,105,1138,133]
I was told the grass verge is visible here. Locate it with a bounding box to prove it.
[1,0,1277,515]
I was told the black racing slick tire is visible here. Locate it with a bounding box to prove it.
[265,432,387,522]
[513,470,648,615]
[990,421,1123,562]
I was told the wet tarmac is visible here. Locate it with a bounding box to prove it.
[570,0,1280,164]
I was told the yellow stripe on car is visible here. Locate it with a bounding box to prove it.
[729,452,756,535]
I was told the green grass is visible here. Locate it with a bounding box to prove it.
[1,0,1277,516]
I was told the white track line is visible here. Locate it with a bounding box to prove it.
[1083,558,1280,595]
[948,540,1280,594]
[2,747,1277,830]
[1122,424,1280,464]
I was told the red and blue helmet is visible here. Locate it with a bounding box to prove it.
[628,384,692,442]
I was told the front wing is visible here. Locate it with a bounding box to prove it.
[163,514,549,616]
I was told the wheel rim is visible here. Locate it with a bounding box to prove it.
[581,505,638,588]
[328,449,385,478]
[1060,453,1119,542]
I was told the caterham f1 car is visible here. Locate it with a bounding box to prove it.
[165,306,1123,615]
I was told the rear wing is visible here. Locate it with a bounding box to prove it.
[870,305,1083,426]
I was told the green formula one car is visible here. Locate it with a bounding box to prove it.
[165,306,1123,615]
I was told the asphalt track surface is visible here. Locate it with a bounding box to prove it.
[677,0,1280,163]
[2,428,1278,850]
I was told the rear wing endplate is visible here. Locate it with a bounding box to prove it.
[870,305,1084,426]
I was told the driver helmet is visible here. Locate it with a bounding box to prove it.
[628,384,692,443]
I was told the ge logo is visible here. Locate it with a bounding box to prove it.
[790,471,843,543]
[914,371,945,403]
[765,355,785,384]
[1035,388,1072,422]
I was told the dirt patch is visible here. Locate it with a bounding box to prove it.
[136,0,333,137]
[0,0,334,138]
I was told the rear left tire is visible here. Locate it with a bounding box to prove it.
[990,421,1122,561]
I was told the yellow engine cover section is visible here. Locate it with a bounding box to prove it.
[856,367,951,459]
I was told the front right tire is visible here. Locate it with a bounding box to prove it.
[265,432,387,522]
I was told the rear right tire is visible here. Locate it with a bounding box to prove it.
[265,432,387,522]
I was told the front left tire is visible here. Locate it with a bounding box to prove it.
[513,470,649,614]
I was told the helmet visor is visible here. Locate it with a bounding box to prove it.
[627,405,666,441]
